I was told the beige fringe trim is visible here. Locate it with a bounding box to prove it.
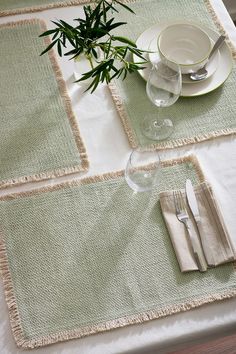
[1,232,236,349]
[0,155,203,201]
[204,0,236,59]
[108,0,236,151]
[0,0,135,17]
[109,82,138,149]
[0,155,235,349]
[0,236,26,348]
[0,0,91,17]
[109,79,236,150]
[0,0,235,58]
[121,0,236,59]
[0,19,89,190]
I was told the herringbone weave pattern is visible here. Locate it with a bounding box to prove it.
[109,0,236,149]
[0,0,83,16]
[0,157,236,348]
[0,20,88,188]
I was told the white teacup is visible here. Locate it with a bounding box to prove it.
[157,23,212,74]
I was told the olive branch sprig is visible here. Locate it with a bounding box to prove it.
[39,0,147,92]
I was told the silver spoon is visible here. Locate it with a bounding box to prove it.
[189,35,226,81]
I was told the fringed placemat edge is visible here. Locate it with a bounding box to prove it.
[109,81,236,150]
[108,0,236,151]
[0,0,89,17]
[204,0,236,59]
[0,19,89,190]
[0,155,203,201]
[1,231,236,349]
[1,153,235,349]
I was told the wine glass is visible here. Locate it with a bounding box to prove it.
[142,58,182,141]
[125,149,161,192]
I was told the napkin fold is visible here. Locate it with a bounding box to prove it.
[159,182,236,272]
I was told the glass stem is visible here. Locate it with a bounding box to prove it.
[155,107,164,127]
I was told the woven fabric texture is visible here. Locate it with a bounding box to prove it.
[1,156,236,349]
[0,20,88,188]
[109,0,236,149]
[0,0,85,16]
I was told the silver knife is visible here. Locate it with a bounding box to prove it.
[185,179,208,271]
[186,179,201,225]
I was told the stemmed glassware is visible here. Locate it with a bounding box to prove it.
[125,149,161,193]
[142,57,182,141]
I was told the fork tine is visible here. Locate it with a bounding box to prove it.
[173,188,207,272]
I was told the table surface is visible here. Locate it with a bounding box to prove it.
[0,1,236,353]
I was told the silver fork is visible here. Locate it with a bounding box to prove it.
[173,190,207,272]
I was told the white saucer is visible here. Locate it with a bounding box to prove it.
[148,36,219,84]
[134,20,233,97]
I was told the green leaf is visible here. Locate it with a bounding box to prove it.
[106,21,127,31]
[39,29,58,37]
[40,39,58,55]
[128,47,147,61]
[59,19,74,29]
[105,38,112,59]
[122,69,128,80]
[40,0,146,92]
[117,68,124,79]
[114,0,135,14]
[91,48,98,59]
[64,48,78,56]
[105,18,114,27]
[61,33,66,47]
[110,69,120,80]
[89,27,108,39]
[57,40,62,56]
[66,36,76,47]
[112,36,137,47]
[70,49,84,60]
[52,31,59,40]
[104,0,118,13]
[51,20,63,28]
[90,75,101,93]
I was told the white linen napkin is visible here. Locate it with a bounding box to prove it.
[159,182,235,272]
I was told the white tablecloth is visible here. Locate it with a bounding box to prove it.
[0,1,236,353]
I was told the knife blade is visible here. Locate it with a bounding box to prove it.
[185,179,201,224]
[185,179,208,270]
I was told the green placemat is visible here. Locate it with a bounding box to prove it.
[0,19,88,189]
[0,0,86,16]
[109,0,236,149]
[1,156,236,349]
